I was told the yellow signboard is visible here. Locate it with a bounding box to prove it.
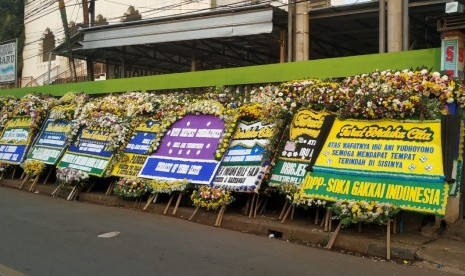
[111,153,148,178]
[315,119,443,177]
[290,109,329,140]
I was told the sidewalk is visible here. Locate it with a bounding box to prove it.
[1,178,465,274]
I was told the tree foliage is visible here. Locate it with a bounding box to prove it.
[0,0,25,77]
[0,0,24,43]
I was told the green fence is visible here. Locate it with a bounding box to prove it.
[2,48,441,97]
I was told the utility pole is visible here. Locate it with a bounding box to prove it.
[294,0,309,61]
[58,0,77,82]
[379,0,385,53]
[287,0,294,62]
[82,0,89,26]
[402,0,409,51]
[387,0,402,52]
[82,0,94,81]
[89,0,95,26]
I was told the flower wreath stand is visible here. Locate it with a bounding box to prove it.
[241,191,269,219]
[52,168,89,200]
[142,193,158,211]
[189,186,234,227]
[246,192,267,219]
[105,179,116,196]
[325,200,400,260]
[41,166,54,185]
[276,184,298,223]
[19,160,46,192]
[12,165,20,180]
[164,192,183,215]
[144,179,189,215]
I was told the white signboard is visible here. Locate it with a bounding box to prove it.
[0,41,16,84]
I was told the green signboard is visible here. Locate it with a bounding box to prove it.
[302,169,448,215]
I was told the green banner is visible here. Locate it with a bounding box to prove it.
[27,146,63,164]
[301,169,448,215]
[270,160,308,185]
[58,152,110,176]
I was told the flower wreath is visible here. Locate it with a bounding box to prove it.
[276,183,327,209]
[329,200,400,227]
[56,167,90,189]
[0,96,18,130]
[238,101,291,160]
[49,92,89,122]
[22,160,46,177]
[147,178,190,194]
[113,177,150,198]
[118,92,161,118]
[144,97,239,194]
[10,94,55,144]
[279,69,463,120]
[191,185,234,210]
[148,97,239,159]
[67,96,131,151]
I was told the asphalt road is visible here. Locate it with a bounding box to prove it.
[0,187,451,276]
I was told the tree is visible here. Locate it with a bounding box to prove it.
[0,0,25,80]
[121,6,141,22]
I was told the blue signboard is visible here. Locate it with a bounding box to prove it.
[58,125,113,176]
[139,157,220,184]
[0,144,27,163]
[27,119,69,164]
[125,120,159,155]
[111,119,159,177]
[0,117,32,164]
[67,127,113,158]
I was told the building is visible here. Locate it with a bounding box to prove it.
[21,0,334,87]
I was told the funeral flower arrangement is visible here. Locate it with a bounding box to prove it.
[238,102,291,161]
[187,100,238,160]
[118,92,161,118]
[0,96,18,129]
[191,185,234,210]
[113,177,150,198]
[144,93,189,154]
[22,160,46,177]
[277,183,327,209]
[292,192,327,209]
[56,167,89,188]
[147,178,190,194]
[67,95,132,151]
[280,69,464,120]
[49,92,89,121]
[11,94,55,139]
[330,200,400,227]
[250,84,307,113]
